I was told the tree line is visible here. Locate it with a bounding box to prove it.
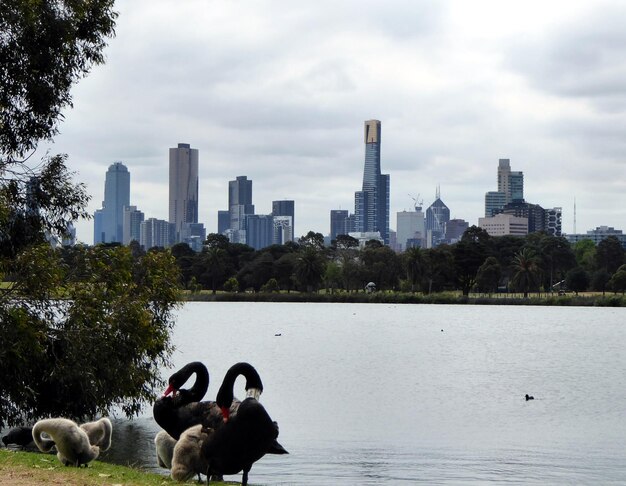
[102,228,626,296]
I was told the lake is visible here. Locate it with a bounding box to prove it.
[98,302,626,484]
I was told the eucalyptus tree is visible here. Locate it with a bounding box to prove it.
[595,236,625,275]
[475,256,502,295]
[0,1,184,427]
[608,264,626,294]
[403,247,425,293]
[565,267,590,294]
[453,226,492,296]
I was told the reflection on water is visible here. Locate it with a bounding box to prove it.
[7,303,626,485]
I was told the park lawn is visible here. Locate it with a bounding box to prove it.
[0,449,237,486]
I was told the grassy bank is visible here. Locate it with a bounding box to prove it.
[184,290,626,307]
[0,449,235,485]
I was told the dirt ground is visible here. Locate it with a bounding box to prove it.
[0,469,90,485]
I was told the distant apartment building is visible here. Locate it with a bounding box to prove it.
[122,205,144,245]
[246,214,274,250]
[140,218,175,249]
[566,226,626,249]
[479,213,528,236]
[180,222,206,251]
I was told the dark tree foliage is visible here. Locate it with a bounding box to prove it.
[0,245,181,427]
[475,256,502,294]
[0,1,185,428]
[536,234,577,290]
[360,244,401,290]
[0,154,90,258]
[608,264,626,294]
[491,235,525,284]
[204,233,229,250]
[591,269,611,294]
[565,266,590,294]
[595,236,625,275]
[333,234,359,250]
[403,247,425,293]
[454,227,492,296]
[422,245,456,293]
[0,0,117,156]
[298,231,325,251]
[238,252,275,292]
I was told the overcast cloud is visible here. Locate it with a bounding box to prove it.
[41,0,626,244]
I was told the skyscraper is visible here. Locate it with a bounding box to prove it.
[425,187,450,248]
[272,200,295,239]
[330,209,349,240]
[169,143,199,243]
[485,159,524,219]
[94,162,130,244]
[228,176,254,243]
[497,158,523,203]
[354,120,390,244]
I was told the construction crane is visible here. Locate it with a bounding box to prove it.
[408,193,423,211]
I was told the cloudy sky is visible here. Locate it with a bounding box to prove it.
[43,0,626,244]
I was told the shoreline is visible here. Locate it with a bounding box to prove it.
[183,291,626,307]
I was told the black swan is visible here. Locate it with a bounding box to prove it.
[32,418,99,467]
[201,362,288,486]
[2,426,34,448]
[153,361,225,440]
[80,418,112,451]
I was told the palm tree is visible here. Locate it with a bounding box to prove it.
[295,247,326,293]
[202,246,226,294]
[510,248,541,298]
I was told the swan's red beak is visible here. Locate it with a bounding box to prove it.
[162,384,176,397]
[221,406,230,422]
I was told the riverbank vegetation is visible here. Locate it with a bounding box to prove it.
[136,229,624,304]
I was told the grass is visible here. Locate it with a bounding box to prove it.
[0,449,237,485]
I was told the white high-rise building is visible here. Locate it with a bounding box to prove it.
[478,213,528,236]
[396,208,425,251]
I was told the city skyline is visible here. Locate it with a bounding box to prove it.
[35,1,625,244]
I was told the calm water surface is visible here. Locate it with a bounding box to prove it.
[99,302,626,485]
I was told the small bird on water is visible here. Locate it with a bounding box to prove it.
[525,394,534,401]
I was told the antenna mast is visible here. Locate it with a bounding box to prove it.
[573,197,576,234]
